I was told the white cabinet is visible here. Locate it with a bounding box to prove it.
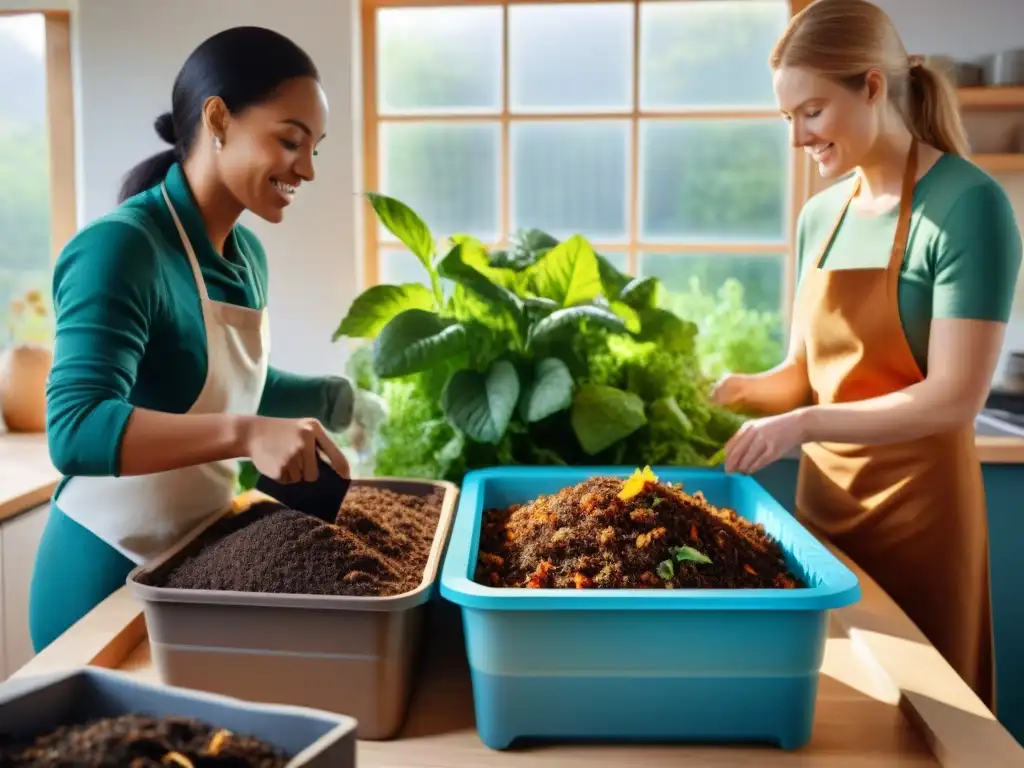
[1,503,48,678]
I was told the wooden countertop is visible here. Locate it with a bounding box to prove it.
[0,432,60,523]
[12,507,1024,768]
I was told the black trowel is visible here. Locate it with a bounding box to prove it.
[254,450,351,524]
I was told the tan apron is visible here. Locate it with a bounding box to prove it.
[56,183,271,565]
[793,139,994,708]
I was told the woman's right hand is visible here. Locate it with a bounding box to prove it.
[710,373,750,411]
[241,416,351,483]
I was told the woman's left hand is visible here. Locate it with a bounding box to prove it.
[724,408,810,475]
[347,388,388,452]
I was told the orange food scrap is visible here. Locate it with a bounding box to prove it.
[162,753,195,768]
[743,564,758,576]
[689,523,698,542]
[573,573,593,589]
[526,560,554,588]
[618,465,658,501]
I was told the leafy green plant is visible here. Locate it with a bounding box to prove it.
[661,277,784,380]
[333,194,746,483]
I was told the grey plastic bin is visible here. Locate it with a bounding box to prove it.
[0,666,356,767]
[126,477,459,740]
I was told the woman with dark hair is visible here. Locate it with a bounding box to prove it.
[31,26,384,651]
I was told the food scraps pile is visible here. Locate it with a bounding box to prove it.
[475,467,804,590]
[143,485,444,598]
[0,713,288,767]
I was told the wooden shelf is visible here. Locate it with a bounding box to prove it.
[958,86,1024,109]
[971,154,1024,173]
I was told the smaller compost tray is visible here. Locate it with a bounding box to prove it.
[126,477,459,741]
[0,666,356,767]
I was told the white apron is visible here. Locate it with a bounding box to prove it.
[58,183,271,564]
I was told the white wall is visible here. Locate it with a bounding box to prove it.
[68,0,364,377]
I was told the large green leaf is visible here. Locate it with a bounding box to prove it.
[526,234,602,306]
[509,228,559,268]
[596,253,632,299]
[372,308,468,378]
[366,193,435,270]
[527,304,628,349]
[442,359,520,443]
[618,276,661,310]
[638,308,698,353]
[449,235,522,290]
[609,301,641,333]
[570,384,647,455]
[438,242,524,317]
[523,296,560,315]
[519,357,574,423]
[332,283,435,340]
[648,396,694,436]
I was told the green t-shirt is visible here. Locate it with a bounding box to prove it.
[46,162,353,480]
[795,153,1023,375]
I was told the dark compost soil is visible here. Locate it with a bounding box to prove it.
[474,474,804,590]
[0,713,287,767]
[142,485,444,597]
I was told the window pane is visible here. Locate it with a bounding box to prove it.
[377,7,502,115]
[639,0,789,109]
[639,253,782,314]
[511,121,629,242]
[639,119,788,243]
[597,250,629,274]
[509,3,633,113]
[380,122,500,242]
[0,14,52,346]
[378,249,453,301]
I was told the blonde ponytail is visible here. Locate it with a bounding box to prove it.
[906,62,971,156]
[771,0,971,156]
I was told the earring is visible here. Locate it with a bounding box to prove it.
[213,136,223,152]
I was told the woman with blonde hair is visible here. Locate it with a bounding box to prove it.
[714,0,1021,708]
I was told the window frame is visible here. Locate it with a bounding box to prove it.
[360,0,811,330]
[0,9,77,263]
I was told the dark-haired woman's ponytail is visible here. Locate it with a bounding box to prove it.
[117,112,178,203]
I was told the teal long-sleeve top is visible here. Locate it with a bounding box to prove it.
[46,162,354,479]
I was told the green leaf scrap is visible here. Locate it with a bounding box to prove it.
[442,359,520,444]
[670,545,712,565]
[332,283,435,340]
[656,559,675,580]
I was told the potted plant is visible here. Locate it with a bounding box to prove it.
[1,287,53,432]
[330,194,746,483]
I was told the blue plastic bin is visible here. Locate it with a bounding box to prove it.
[439,466,861,751]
